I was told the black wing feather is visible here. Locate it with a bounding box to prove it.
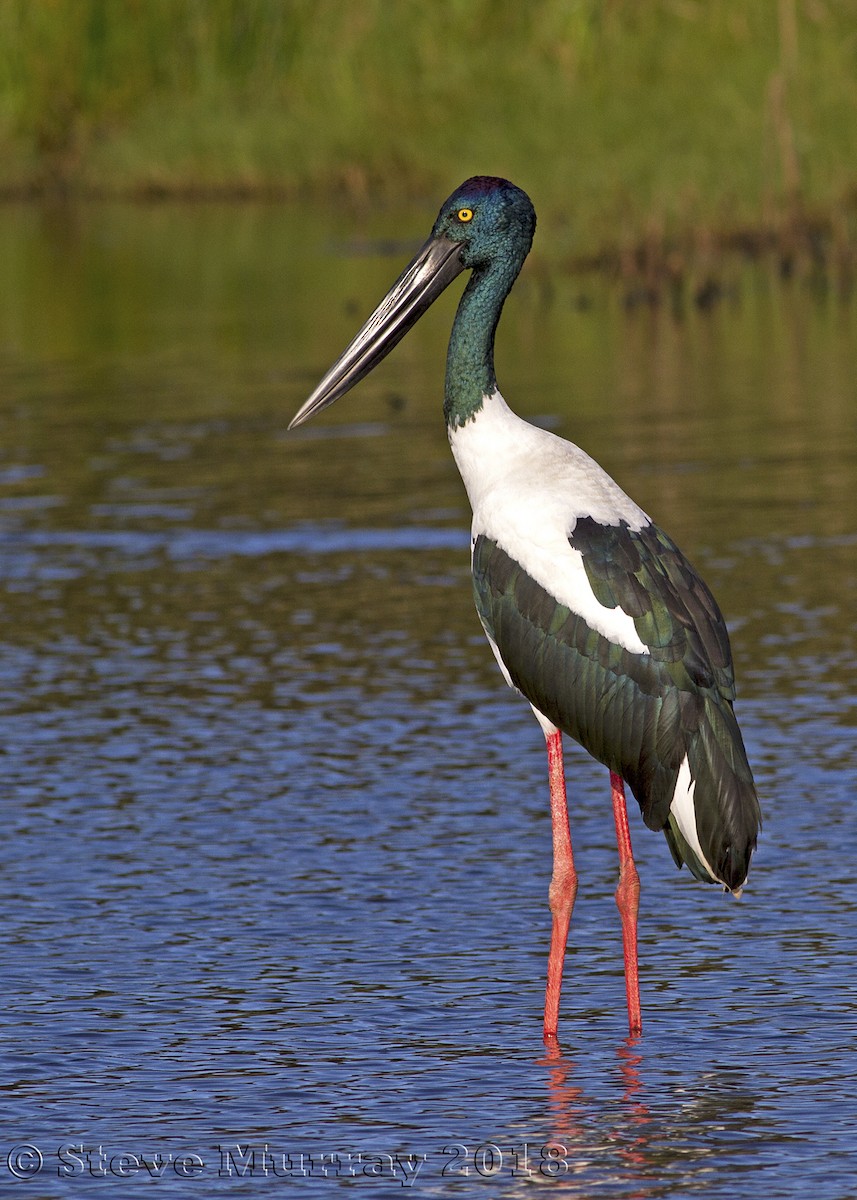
[472,521,760,891]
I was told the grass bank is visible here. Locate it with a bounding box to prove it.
[2,0,857,264]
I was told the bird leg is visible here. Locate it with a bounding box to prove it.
[544,730,577,1042]
[611,771,642,1036]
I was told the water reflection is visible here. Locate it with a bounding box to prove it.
[537,1037,793,1198]
[537,1039,653,1194]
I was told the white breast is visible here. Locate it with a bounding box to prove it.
[449,390,651,656]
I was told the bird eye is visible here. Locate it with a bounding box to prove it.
[457,208,473,223]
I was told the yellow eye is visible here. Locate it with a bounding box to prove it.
[457,208,473,223]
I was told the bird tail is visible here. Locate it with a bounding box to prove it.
[663,695,761,895]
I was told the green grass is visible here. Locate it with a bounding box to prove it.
[2,0,857,254]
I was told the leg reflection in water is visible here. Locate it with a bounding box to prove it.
[537,1035,653,1188]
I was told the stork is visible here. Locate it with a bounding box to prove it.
[289,177,761,1040]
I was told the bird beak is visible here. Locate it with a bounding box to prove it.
[289,233,465,429]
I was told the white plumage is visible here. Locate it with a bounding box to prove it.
[451,390,651,655]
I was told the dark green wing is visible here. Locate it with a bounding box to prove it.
[471,521,759,890]
[570,517,735,700]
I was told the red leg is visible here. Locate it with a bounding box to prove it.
[544,730,577,1042]
[611,771,642,1036]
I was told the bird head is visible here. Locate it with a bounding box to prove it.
[289,176,535,430]
[429,177,536,272]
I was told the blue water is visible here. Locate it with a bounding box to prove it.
[0,204,856,1196]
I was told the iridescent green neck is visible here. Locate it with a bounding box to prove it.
[444,261,516,429]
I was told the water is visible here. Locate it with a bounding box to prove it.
[0,202,855,1196]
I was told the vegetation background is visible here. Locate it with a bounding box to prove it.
[1,0,856,260]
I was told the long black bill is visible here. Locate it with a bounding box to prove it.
[289,233,465,429]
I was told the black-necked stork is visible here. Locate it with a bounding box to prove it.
[289,176,761,1041]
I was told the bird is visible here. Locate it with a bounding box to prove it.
[289,176,761,1041]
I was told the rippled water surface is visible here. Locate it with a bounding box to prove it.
[1,203,856,1196]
